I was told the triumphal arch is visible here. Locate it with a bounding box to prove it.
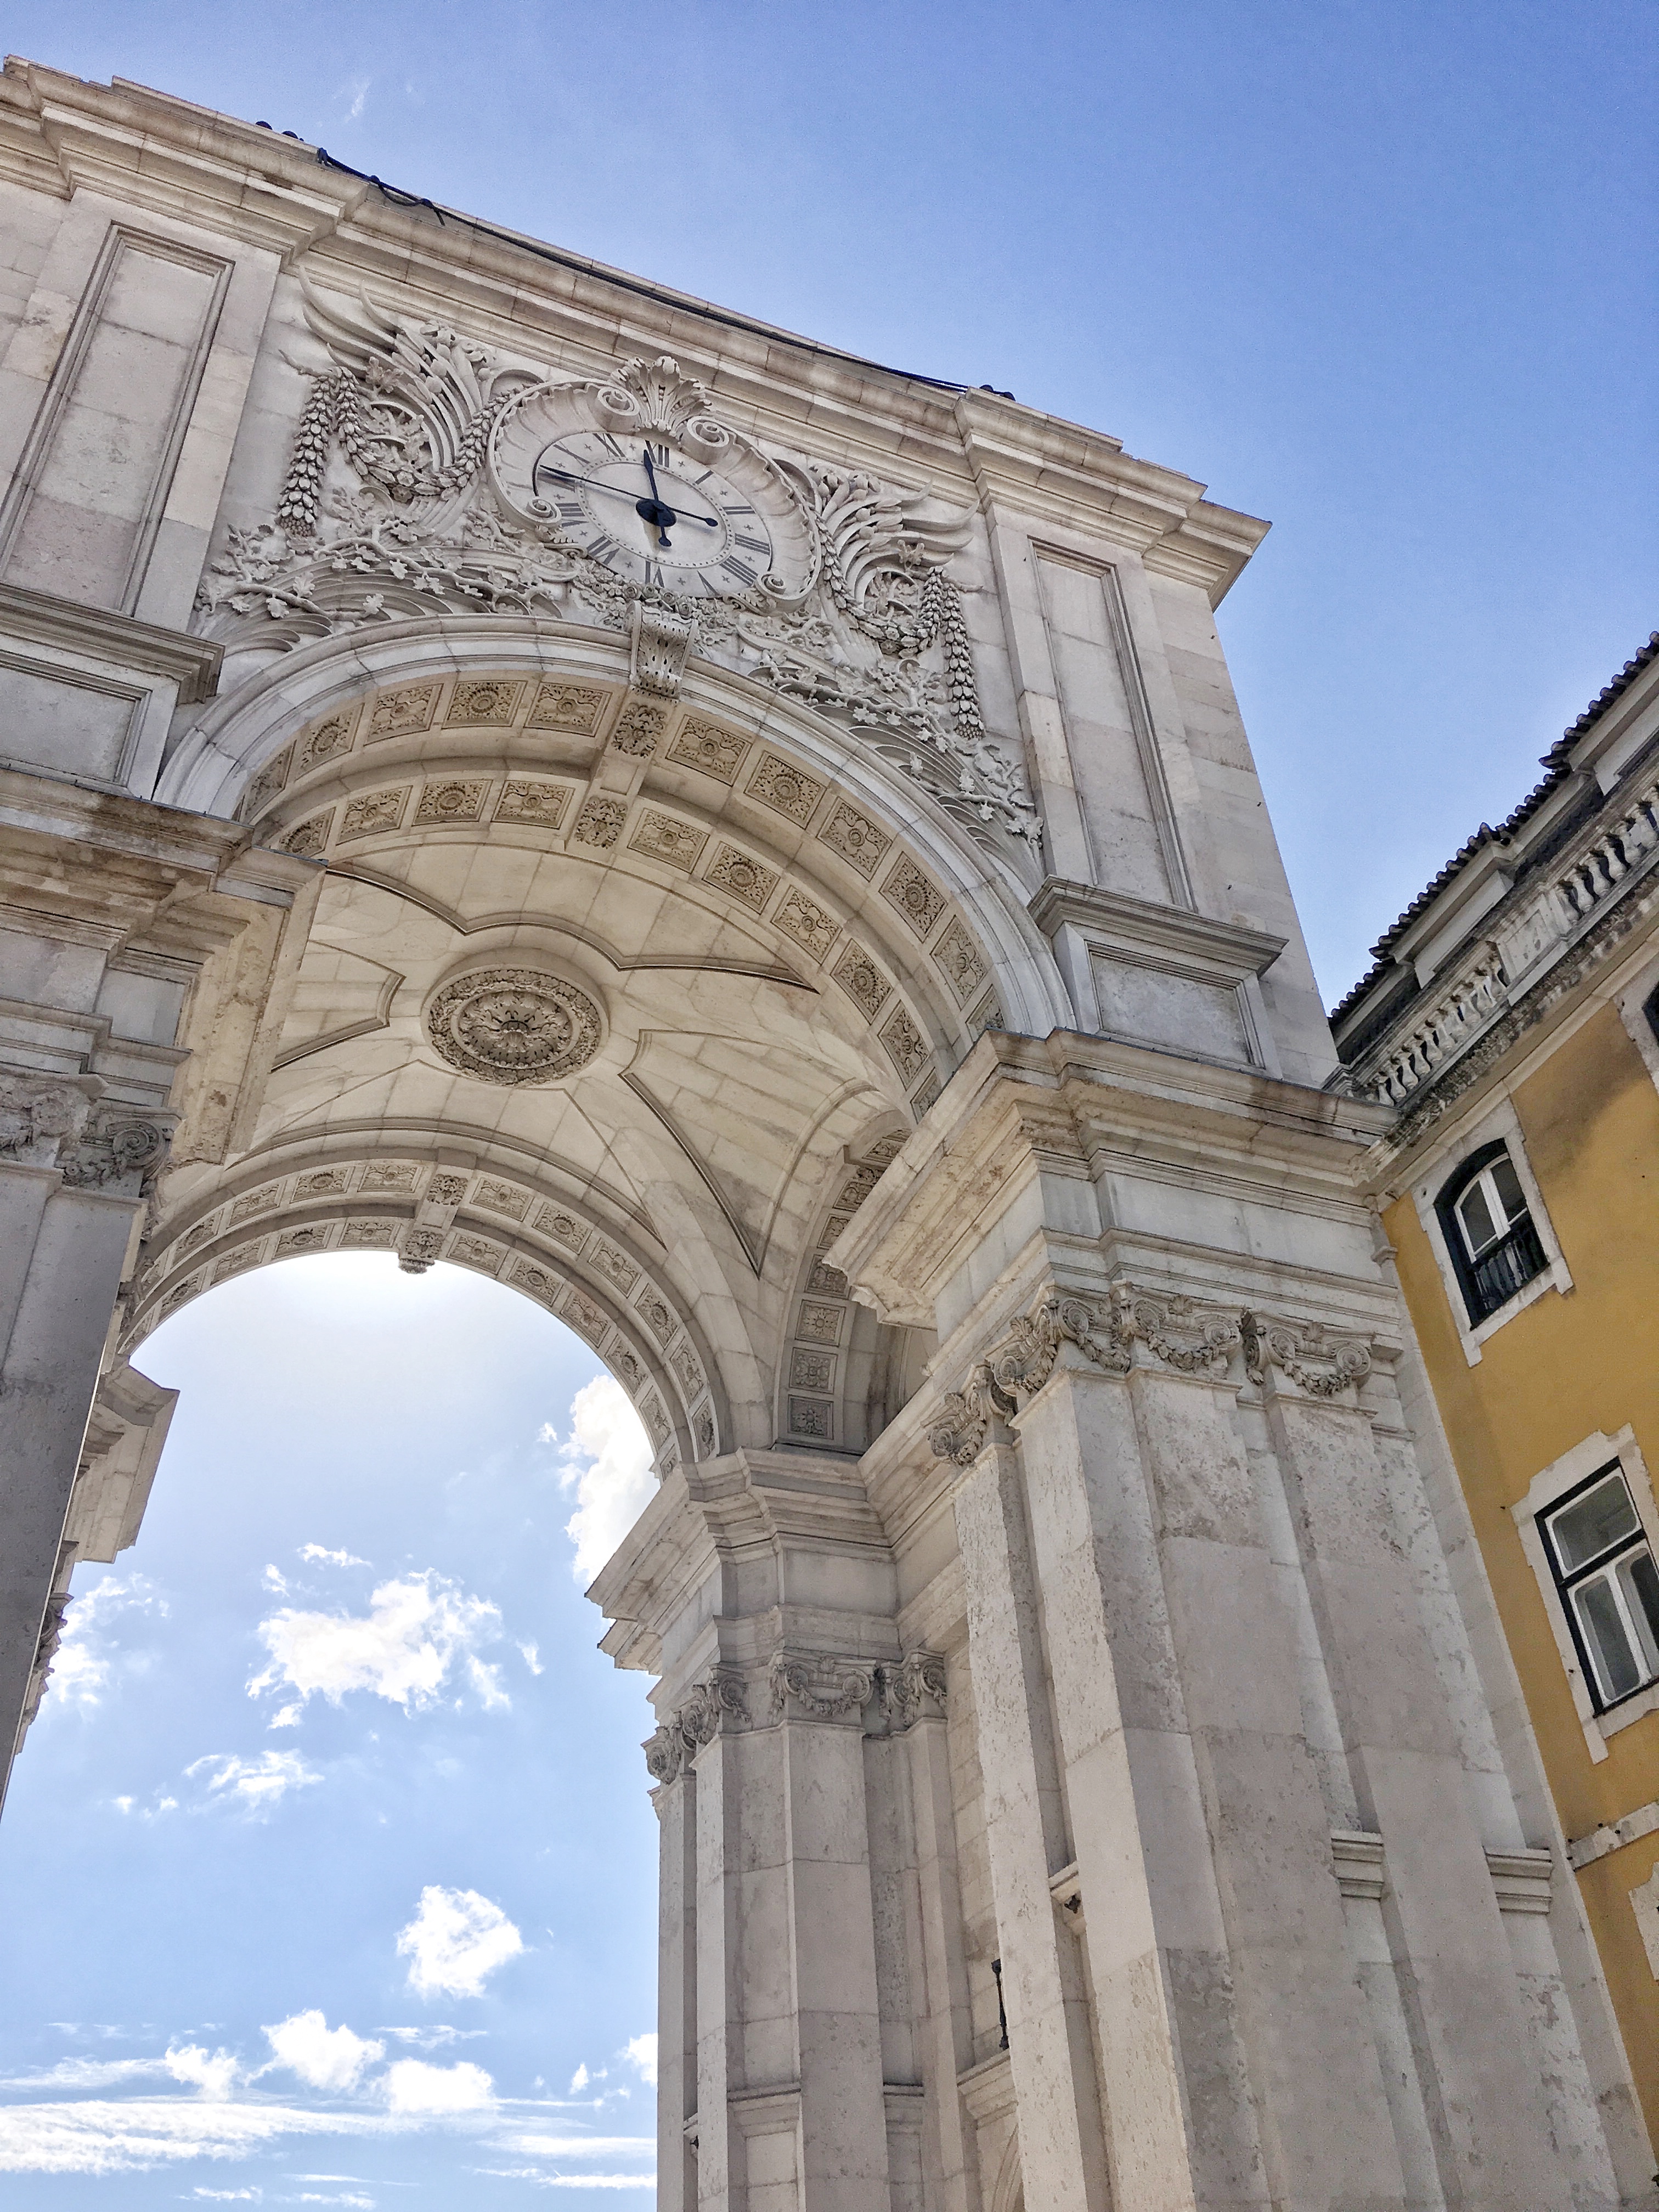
[0,59,1650,2212]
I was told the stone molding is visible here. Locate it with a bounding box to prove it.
[1028,877,1285,981]
[644,1646,947,1776]
[0,580,223,702]
[1332,1829,1554,1917]
[929,1283,1374,1464]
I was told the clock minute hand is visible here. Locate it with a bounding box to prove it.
[637,447,725,533]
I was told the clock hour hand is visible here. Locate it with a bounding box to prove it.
[638,448,725,535]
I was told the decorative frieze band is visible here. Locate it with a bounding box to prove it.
[643,1646,946,1778]
[930,1282,1374,1463]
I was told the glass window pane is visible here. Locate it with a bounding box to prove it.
[1490,1154,1526,1226]
[1548,1473,1641,1572]
[1574,1575,1641,1703]
[1619,1548,1659,1675]
[1457,1178,1498,1256]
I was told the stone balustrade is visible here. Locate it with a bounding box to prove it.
[1362,762,1659,1107]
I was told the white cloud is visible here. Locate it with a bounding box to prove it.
[378,2025,483,2049]
[0,2097,378,2177]
[395,1888,522,1999]
[297,1545,369,1568]
[263,2012,384,2094]
[190,2190,262,2203]
[185,1751,320,1816]
[49,1575,166,1709]
[568,2064,588,2095]
[517,1640,543,1675]
[623,2034,657,2090]
[501,2135,657,2158]
[249,1573,505,1716]
[382,2058,494,2115]
[262,1566,289,1597]
[165,2045,240,2101]
[0,2055,170,2091]
[557,1378,654,1583]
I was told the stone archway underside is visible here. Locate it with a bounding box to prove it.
[129,628,1040,1473]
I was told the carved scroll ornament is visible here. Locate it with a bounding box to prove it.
[644,1667,749,1783]
[194,285,1041,867]
[1241,1311,1372,1398]
[930,1284,1372,1461]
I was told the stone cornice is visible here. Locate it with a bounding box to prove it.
[0,765,315,960]
[956,391,1269,608]
[0,583,224,703]
[831,1030,1390,1327]
[1028,878,1286,981]
[588,1447,892,1669]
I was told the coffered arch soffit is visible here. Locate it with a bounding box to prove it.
[160,619,1070,1048]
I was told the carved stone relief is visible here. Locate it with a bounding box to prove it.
[424,968,605,1085]
[193,287,1041,865]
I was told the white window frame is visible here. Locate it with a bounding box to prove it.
[1615,951,1659,1098]
[1514,1427,1659,1763]
[1411,1094,1571,1367]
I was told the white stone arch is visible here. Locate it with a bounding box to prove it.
[120,1136,722,1469]
[156,614,1075,1048]
[137,620,1057,1477]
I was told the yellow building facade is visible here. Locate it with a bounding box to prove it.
[1335,634,1659,2142]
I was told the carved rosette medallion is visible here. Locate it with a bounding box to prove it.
[424,968,603,1086]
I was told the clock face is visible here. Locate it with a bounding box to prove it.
[489,382,814,604]
[531,431,775,597]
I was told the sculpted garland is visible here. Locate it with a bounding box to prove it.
[195,283,1042,865]
[929,1286,1375,1464]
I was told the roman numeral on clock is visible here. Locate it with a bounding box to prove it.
[720,555,759,587]
[588,532,618,564]
[595,432,624,458]
[732,533,770,556]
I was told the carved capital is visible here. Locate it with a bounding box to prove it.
[0,1073,99,1169]
[928,1362,1013,1467]
[929,1289,1133,1463]
[878,1649,947,1728]
[768,1648,877,1723]
[57,1109,172,1195]
[644,1667,749,1782]
[1118,1285,1240,1379]
[1241,1310,1372,1399]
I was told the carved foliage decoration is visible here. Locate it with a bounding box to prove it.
[930,1285,1372,1463]
[194,283,1041,868]
[1241,1311,1372,1398]
[644,1669,748,1783]
[769,1650,877,1722]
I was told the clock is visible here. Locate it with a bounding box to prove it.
[489,379,814,602]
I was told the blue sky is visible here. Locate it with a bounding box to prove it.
[0,5,1653,2203]
[0,1260,662,2204]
